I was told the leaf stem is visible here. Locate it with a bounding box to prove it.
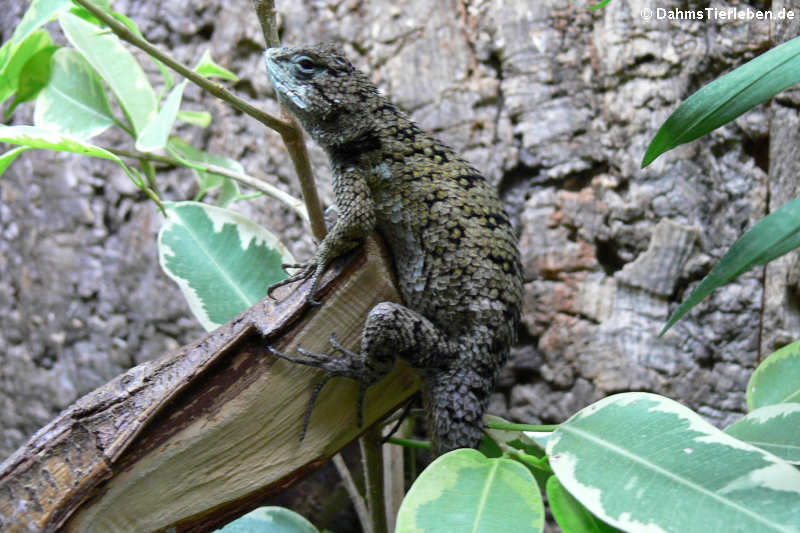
[107,147,308,221]
[485,421,558,432]
[385,437,432,450]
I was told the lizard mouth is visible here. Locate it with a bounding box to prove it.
[264,51,309,111]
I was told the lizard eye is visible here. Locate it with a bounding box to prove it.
[294,56,317,77]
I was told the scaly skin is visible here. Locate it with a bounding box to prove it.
[265,44,522,454]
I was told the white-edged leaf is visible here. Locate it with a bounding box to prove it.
[748,340,800,410]
[34,48,115,139]
[216,506,318,533]
[547,476,622,533]
[194,49,238,81]
[157,201,292,331]
[0,146,31,178]
[109,9,175,92]
[725,403,800,464]
[395,448,544,533]
[548,392,800,533]
[0,124,121,162]
[59,12,157,135]
[135,80,187,152]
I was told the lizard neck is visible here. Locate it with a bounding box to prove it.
[327,130,383,168]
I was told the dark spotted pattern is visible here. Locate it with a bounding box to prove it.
[265,44,523,454]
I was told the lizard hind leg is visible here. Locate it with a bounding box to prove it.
[267,333,380,440]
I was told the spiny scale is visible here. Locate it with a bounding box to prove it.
[265,44,522,455]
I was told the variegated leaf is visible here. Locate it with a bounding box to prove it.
[157,201,293,331]
[725,403,800,464]
[748,340,800,410]
[548,392,800,533]
[395,449,544,533]
[216,506,318,533]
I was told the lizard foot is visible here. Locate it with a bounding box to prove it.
[268,334,368,440]
[266,262,321,305]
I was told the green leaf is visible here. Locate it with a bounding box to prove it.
[0,29,53,104]
[33,48,115,139]
[216,506,318,533]
[662,195,800,333]
[167,137,241,206]
[725,403,800,464]
[395,448,544,533]
[177,109,213,128]
[157,201,293,330]
[547,476,622,533]
[135,81,187,152]
[108,10,175,92]
[643,36,800,167]
[4,44,59,118]
[747,340,800,410]
[0,147,31,178]
[0,124,120,162]
[548,392,800,533]
[59,12,157,135]
[1,0,70,67]
[0,124,140,187]
[194,49,238,81]
[483,414,552,491]
[218,173,240,207]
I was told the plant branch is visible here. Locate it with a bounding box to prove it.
[73,0,328,238]
[252,0,280,48]
[107,147,308,221]
[361,426,389,533]
[251,0,327,240]
[332,453,372,533]
[70,0,293,137]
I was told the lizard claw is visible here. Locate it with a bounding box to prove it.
[267,338,368,439]
[266,262,316,300]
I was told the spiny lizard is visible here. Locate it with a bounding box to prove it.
[264,43,522,455]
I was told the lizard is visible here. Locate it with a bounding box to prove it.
[264,43,523,455]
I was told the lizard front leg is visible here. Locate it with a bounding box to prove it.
[267,169,376,304]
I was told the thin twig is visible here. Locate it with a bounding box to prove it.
[72,0,327,234]
[108,147,308,221]
[252,0,280,48]
[70,0,294,137]
[332,453,372,533]
[281,128,326,238]
[251,0,327,240]
[361,426,389,533]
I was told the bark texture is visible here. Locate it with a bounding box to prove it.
[1,0,798,486]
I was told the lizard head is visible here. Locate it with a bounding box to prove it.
[264,44,379,147]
